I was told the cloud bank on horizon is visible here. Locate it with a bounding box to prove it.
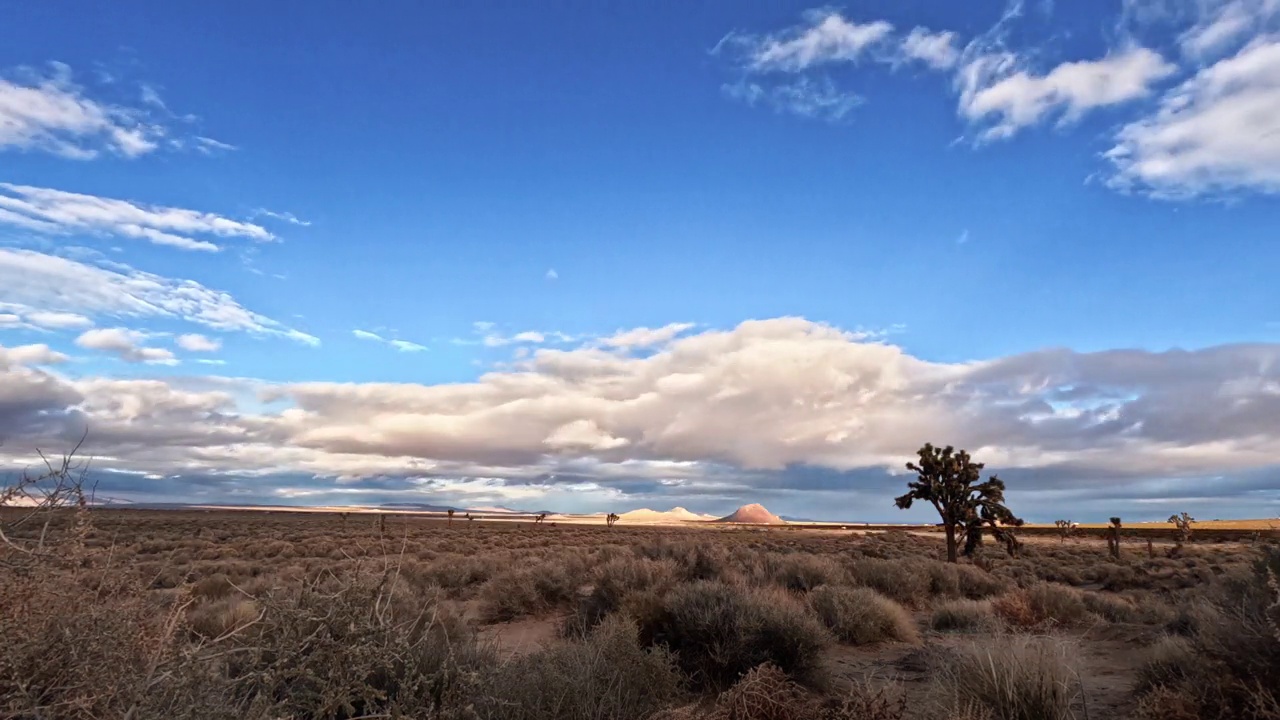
[0,0,1278,522]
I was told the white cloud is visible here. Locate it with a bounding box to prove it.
[193,136,237,154]
[254,208,311,226]
[176,333,221,352]
[0,305,94,331]
[353,328,427,352]
[3,318,1280,512]
[545,268,558,281]
[76,327,177,365]
[1179,0,1280,57]
[0,343,67,366]
[0,183,274,252]
[0,63,214,160]
[601,322,695,349]
[958,47,1177,140]
[725,10,894,72]
[900,27,961,69]
[1106,36,1280,197]
[0,248,317,344]
[723,77,863,122]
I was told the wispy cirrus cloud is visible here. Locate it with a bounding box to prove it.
[0,62,228,160]
[352,329,427,352]
[0,183,274,253]
[0,247,318,345]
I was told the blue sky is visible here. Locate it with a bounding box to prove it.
[1,0,1278,522]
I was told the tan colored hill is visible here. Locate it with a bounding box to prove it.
[617,507,718,524]
[715,503,785,524]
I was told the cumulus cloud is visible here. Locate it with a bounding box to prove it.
[0,63,222,160]
[0,183,274,252]
[0,343,68,367]
[2,318,1279,518]
[176,333,221,352]
[0,248,317,344]
[957,47,1177,140]
[75,327,177,365]
[1107,36,1280,197]
[601,323,696,349]
[1178,0,1280,57]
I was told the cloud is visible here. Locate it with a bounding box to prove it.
[601,323,696,349]
[0,63,217,159]
[0,248,317,344]
[1106,36,1280,197]
[0,305,93,331]
[0,343,68,367]
[75,327,177,365]
[254,209,311,227]
[545,268,558,281]
[353,329,427,352]
[193,136,237,155]
[2,317,1279,518]
[1178,0,1280,57]
[723,10,894,72]
[957,47,1177,140]
[900,27,961,69]
[0,183,274,252]
[723,76,863,121]
[176,333,221,352]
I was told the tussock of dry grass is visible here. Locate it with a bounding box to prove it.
[807,586,919,645]
[930,636,1080,720]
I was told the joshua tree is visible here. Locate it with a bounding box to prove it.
[340,511,349,524]
[378,513,386,534]
[465,512,473,523]
[1107,517,1122,560]
[1168,512,1195,546]
[895,443,1024,563]
[606,512,620,528]
[535,512,548,525]
[1054,519,1076,543]
[447,508,455,526]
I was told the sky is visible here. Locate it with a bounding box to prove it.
[0,0,1278,522]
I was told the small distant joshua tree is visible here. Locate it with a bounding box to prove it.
[894,443,1024,563]
[535,512,548,525]
[1054,519,1077,543]
[1107,517,1122,559]
[447,508,455,526]
[340,511,349,524]
[606,512,620,528]
[465,512,473,523]
[378,513,386,533]
[1168,512,1195,546]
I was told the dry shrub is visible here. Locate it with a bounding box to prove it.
[218,569,493,719]
[847,559,929,607]
[563,556,681,636]
[930,636,1079,720]
[1134,685,1202,720]
[711,663,809,720]
[992,583,1088,629]
[479,563,576,622]
[930,599,1000,633]
[478,616,682,720]
[634,539,729,581]
[765,553,847,593]
[1080,590,1140,623]
[1135,635,1198,694]
[187,596,260,640]
[0,569,192,719]
[807,586,919,645]
[641,580,830,691]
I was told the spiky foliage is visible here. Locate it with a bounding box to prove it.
[535,512,548,525]
[1053,520,1075,543]
[1107,517,1122,560]
[1168,512,1195,545]
[447,509,454,526]
[895,444,1023,563]
[606,513,620,528]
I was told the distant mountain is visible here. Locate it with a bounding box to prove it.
[715,503,785,524]
[378,502,464,513]
[618,506,719,524]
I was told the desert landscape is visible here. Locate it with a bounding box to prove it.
[3,455,1279,720]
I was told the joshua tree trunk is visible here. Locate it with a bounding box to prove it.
[944,522,958,563]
